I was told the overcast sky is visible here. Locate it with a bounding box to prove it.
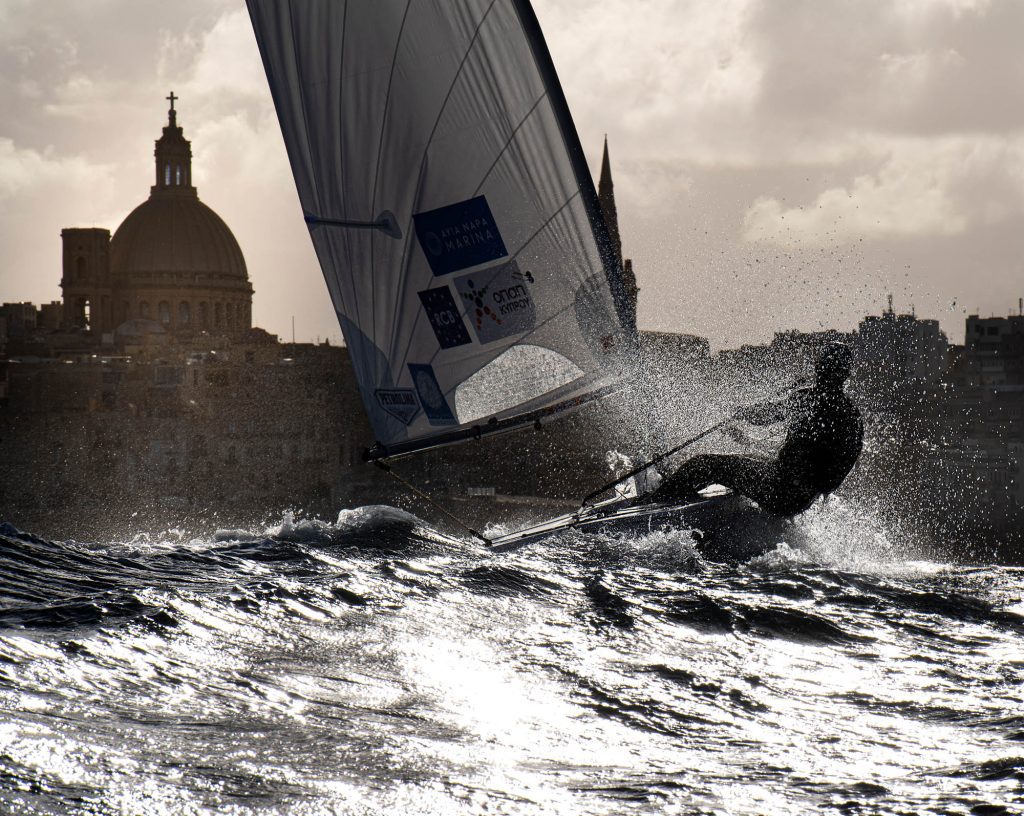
[1,0,1022,348]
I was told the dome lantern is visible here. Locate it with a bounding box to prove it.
[153,91,195,195]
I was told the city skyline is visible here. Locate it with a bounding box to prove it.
[2,0,1022,349]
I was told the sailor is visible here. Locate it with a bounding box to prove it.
[650,342,863,516]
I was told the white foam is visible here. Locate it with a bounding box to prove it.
[757,495,949,576]
[333,505,424,531]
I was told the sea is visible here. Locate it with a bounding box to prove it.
[0,501,1021,815]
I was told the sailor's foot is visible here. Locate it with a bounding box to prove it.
[647,488,703,506]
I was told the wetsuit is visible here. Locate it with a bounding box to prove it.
[651,385,863,517]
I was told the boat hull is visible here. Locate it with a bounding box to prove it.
[488,493,802,561]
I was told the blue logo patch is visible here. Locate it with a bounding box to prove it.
[418,286,472,349]
[454,260,536,345]
[408,364,457,426]
[374,388,420,425]
[413,196,508,276]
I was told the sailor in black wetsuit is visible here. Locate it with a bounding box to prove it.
[650,342,863,516]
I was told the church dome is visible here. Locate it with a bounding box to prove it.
[111,195,248,285]
[106,95,253,335]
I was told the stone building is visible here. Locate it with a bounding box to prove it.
[856,296,949,392]
[0,97,386,537]
[59,93,253,337]
[961,308,1024,389]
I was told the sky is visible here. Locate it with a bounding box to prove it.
[1,0,1022,349]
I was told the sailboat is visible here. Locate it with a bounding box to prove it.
[245,0,781,555]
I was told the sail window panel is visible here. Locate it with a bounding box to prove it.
[454,345,583,424]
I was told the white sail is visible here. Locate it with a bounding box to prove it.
[247,0,631,458]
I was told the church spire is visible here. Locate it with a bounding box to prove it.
[596,136,639,335]
[597,135,622,266]
[153,92,195,196]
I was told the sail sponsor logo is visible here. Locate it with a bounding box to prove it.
[408,364,457,426]
[413,196,508,276]
[454,260,536,344]
[417,286,472,349]
[374,388,420,425]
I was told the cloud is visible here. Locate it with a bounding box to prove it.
[742,136,1024,244]
[536,0,1024,184]
[0,138,111,198]
[748,0,1024,139]
[538,0,763,164]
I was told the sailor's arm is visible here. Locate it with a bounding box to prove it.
[733,398,788,426]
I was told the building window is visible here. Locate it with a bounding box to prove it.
[226,303,234,327]
[81,299,90,328]
[179,301,191,325]
[175,165,182,186]
[140,301,150,319]
[198,301,209,328]
[158,301,171,324]
[215,302,223,328]
[165,164,171,186]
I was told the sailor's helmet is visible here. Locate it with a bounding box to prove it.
[816,342,853,380]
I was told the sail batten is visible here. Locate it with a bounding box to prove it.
[248,0,631,456]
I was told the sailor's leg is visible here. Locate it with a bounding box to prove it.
[652,454,771,504]
[735,460,819,516]
[652,455,819,517]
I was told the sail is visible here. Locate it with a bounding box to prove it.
[247,0,631,458]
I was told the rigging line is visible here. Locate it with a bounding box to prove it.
[412,0,501,194]
[373,459,491,546]
[369,0,413,362]
[580,379,806,508]
[470,91,547,198]
[580,419,733,509]
[385,0,501,361]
